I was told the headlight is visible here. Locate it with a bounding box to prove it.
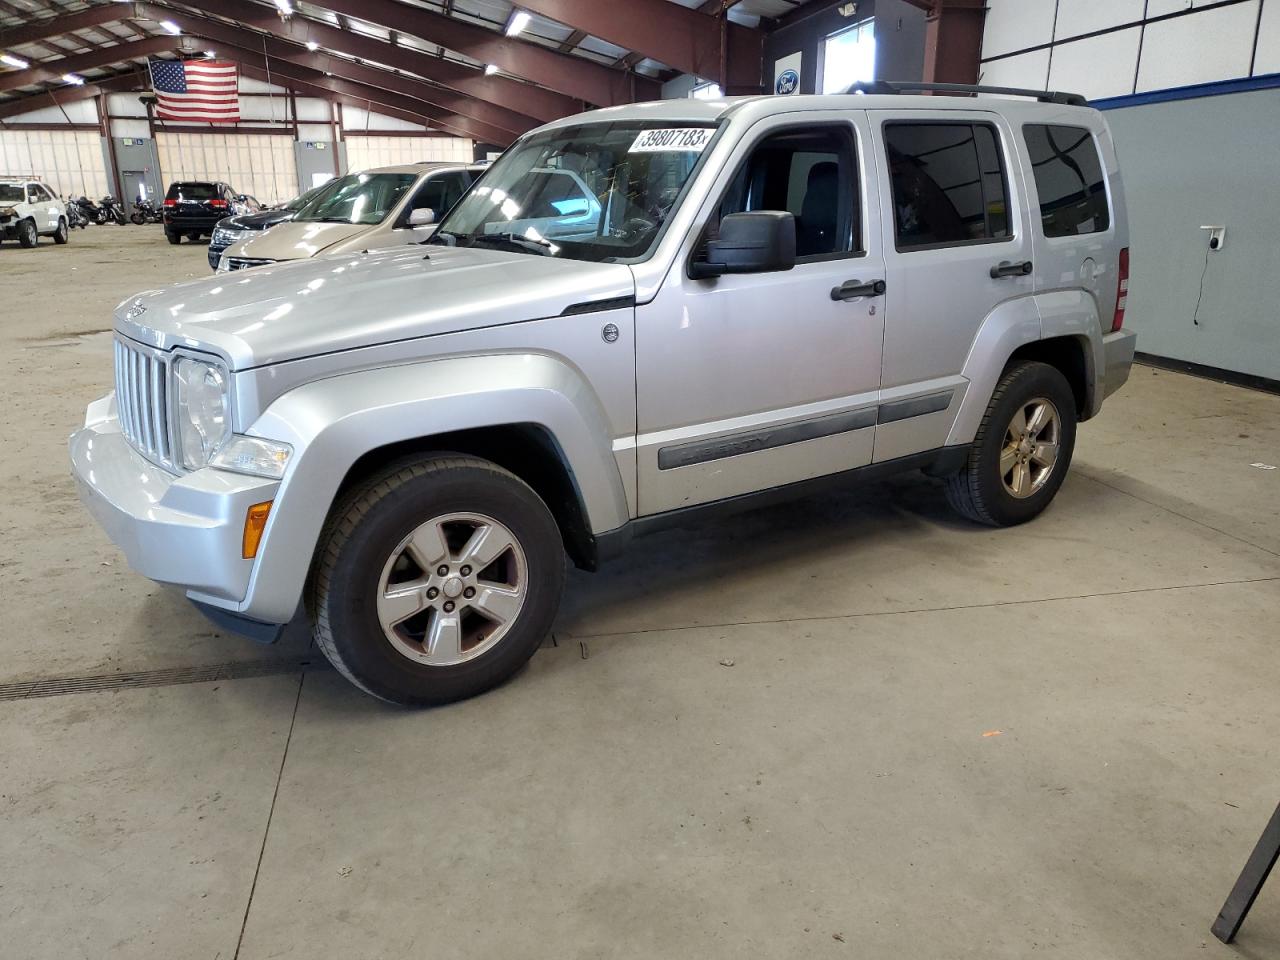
[210,435,293,479]
[216,254,230,274]
[174,357,231,469]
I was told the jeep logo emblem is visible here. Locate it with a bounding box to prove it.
[125,299,147,321]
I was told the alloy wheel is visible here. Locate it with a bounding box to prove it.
[376,512,528,666]
[1000,397,1060,499]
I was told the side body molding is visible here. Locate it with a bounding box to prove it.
[230,354,631,624]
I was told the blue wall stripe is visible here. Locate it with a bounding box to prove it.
[1093,73,1280,110]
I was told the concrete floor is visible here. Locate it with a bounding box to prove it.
[2,228,1278,959]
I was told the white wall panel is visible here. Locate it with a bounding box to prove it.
[1146,0,1220,16]
[1054,0,1147,40]
[1253,0,1280,75]
[157,132,297,204]
[294,97,332,122]
[297,124,333,141]
[107,93,147,118]
[0,101,96,124]
[981,0,1058,59]
[978,48,1051,89]
[344,136,473,173]
[0,129,108,198]
[1048,27,1143,100]
[1137,1,1259,91]
[340,105,424,132]
[109,118,150,139]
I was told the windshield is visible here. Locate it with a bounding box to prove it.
[283,181,333,211]
[0,184,23,203]
[431,121,719,262]
[293,172,417,225]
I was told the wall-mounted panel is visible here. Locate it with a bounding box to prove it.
[981,0,1058,59]
[1137,1,1260,91]
[1048,27,1143,101]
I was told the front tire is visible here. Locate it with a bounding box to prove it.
[308,454,566,706]
[944,361,1077,526]
[166,230,181,245]
[53,218,68,244]
[17,218,37,247]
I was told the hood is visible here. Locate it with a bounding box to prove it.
[223,219,372,261]
[220,208,296,231]
[114,244,636,370]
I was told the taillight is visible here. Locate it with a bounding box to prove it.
[162,198,177,208]
[1112,247,1129,332]
[209,199,228,209]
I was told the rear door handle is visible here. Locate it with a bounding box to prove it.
[990,260,1033,279]
[830,279,886,301]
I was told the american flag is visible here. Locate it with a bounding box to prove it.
[148,59,240,123]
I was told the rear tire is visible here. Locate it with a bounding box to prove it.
[53,218,68,244]
[188,231,201,241]
[130,212,145,225]
[944,361,1077,527]
[17,218,37,247]
[308,454,566,706]
[166,230,181,245]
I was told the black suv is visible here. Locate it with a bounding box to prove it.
[163,181,259,244]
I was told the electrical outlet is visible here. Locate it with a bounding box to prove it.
[1200,225,1226,251]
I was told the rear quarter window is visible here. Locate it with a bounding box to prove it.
[1023,124,1110,238]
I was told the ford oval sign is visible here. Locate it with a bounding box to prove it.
[775,69,800,95]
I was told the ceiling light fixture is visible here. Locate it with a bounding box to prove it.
[0,53,30,69]
[62,73,85,85]
[504,9,531,37]
[484,63,499,76]
[275,0,294,14]
[306,40,319,51]
[160,20,181,35]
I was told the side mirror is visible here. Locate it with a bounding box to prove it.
[408,207,436,228]
[689,211,796,280]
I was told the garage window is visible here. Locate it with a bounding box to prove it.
[884,122,1011,251]
[1023,124,1110,238]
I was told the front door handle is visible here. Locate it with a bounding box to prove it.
[990,260,1033,279]
[830,278,886,301]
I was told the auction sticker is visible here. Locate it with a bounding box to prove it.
[629,128,713,153]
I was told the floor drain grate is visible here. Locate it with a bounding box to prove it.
[0,656,332,702]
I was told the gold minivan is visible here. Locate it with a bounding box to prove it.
[216,162,476,271]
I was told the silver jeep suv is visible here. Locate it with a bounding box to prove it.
[71,84,1137,705]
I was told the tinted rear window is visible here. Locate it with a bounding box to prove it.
[166,182,218,200]
[1023,124,1110,237]
[884,122,1011,250]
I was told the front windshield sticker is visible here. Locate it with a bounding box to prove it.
[628,128,713,153]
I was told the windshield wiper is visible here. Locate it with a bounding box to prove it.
[467,232,553,255]
[425,230,460,246]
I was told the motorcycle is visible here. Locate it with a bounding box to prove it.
[65,197,89,230]
[99,195,127,225]
[129,198,163,225]
[73,196,101,225]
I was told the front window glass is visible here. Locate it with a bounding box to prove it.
[293,172,417,225]
[0,184,23,203]
[431,121,718,262]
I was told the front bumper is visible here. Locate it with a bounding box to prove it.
[1101,329,1137,401]
[70,393,280,606]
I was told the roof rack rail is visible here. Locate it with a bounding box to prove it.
[844,80,1089,107]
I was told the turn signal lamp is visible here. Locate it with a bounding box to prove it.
[242,501,273,559]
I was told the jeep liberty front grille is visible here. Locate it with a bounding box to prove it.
[113,337,177,470]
